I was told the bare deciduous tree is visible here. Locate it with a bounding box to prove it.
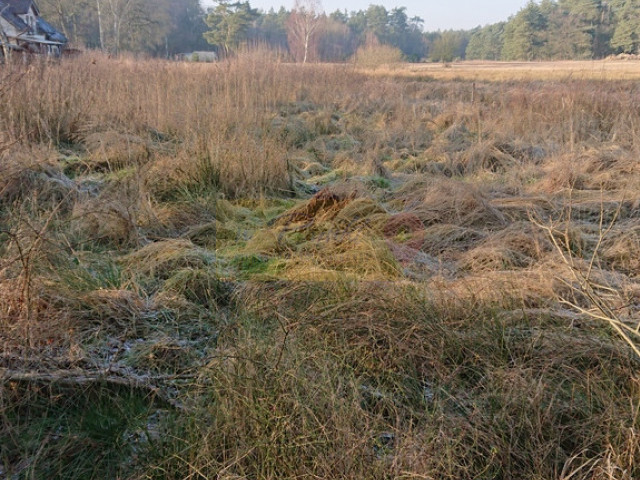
[286,0,323,63]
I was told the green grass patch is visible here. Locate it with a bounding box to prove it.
[0,383,156,480]
[230,253,287,279]
[366,176,391,189]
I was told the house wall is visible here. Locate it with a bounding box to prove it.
[18,6,37,30]
[0,17,20,38]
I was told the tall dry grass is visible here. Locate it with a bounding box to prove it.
[0,50,361,197]
[3,54,640,197]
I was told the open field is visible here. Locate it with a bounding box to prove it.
[1,53,640,479]
[365,59,640,81]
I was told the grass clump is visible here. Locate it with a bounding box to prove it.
[125,337,202,374]
[230,280,640,478]
[64,288,152,335]
[229,254,287,279]
[282,232,402,280]
[162,267,231,308]
[82,130,151,173]
[396,177,506,229]
[122,239,231,308]
[123,239,217,283]
[245,228,294,255]
[0,146,77,212]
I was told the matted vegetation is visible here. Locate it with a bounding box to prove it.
[1,53,640,479]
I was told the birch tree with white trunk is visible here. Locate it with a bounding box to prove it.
[286,0,323,63]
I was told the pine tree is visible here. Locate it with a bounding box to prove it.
[204,1,259,56]
[611,1,640,54]
[502,1,547,60]
[466,23,505,60]
[556,0,604,58]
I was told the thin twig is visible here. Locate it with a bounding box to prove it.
[531,191,640,360]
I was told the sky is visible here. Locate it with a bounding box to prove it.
[201,0,531,32]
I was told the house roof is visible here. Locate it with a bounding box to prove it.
[36,17,65,43]
[0,1,30,31]
[4,0,37,16]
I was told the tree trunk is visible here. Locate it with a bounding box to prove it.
[303,33,309,63]
[114,16,119,55]
[96,0,104,50]
[52,1,70,41]
[0,19,10,60]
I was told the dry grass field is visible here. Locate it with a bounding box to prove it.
[369,59,640,81]
[1,52,640,479]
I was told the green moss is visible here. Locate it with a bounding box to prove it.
[367,176,391,189]
[230,254,287,279]
[231,253,271,273]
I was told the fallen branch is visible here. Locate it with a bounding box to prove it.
[1,367,192,411]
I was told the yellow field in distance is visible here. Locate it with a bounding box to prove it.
[360,59,640,81]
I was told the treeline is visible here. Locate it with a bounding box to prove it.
[37,0,209,55]
[213,3,427,62]
[38,0,640,61]
[421,0,640,63]
[422,0,640,62]
[468,0,640,61]
[37,0,426,60]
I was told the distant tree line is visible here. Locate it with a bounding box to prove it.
[424,0,640,63]
[201,1,427,62]
[37,0,640,60]
[468,0,640,61]
[37,0,427,60]
[37,0,209,55]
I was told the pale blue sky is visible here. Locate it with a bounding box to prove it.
[201,0,531,31]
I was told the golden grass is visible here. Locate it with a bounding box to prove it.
[396,177,507,229]
[122,239,217,281]
[362,59,640,82]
